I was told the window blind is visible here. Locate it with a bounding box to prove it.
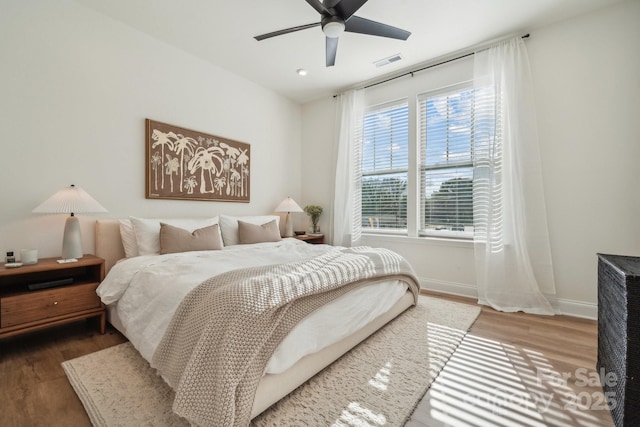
[418,85,475,236]
[361,100,409,231]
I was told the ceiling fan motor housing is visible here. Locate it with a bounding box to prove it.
[254,0,411,67]
[321,15,346,38]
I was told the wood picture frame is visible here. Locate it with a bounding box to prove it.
[145,119,250,202]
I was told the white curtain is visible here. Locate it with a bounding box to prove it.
[473,37,556,315]
[332,89,364,247]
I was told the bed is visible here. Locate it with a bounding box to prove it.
[94,217,420,426]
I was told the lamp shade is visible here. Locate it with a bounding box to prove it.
[32,185,107,259]
[33,185,107,214]
[275,197,303,213]
[275,197,302,238]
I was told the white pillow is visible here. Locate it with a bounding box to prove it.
[130,216,220,256]
[219,215,280,246]
[119,219,139,258]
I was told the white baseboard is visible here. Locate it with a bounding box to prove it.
[419,277,598,320]
[555,298,597,320]
[419,277,477,299]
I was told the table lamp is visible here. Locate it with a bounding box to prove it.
[33,184,107,260]
[275,197,303,238]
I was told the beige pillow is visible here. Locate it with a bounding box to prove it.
[131,216,221,255]
[238,219,282,244]
[219,215,280,246]
[159,223,223,254]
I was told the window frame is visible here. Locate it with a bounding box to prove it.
[418,82,476,239]
[354,58,479,242]
[360,99,410,233]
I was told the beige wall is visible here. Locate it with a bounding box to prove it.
[527,0,640,310]
[0,1,303,259]
[300,0,640,318]
[1,1,637,319]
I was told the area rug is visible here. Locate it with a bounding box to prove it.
[62,295,480,426]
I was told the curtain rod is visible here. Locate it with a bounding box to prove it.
[335,33,530,96]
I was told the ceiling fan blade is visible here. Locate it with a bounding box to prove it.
[326,36,339,67]
[305,0,331,15]
[254,22,320,41]
[322,0,342,8]
[334,0,368,20]
[344,15,411,40]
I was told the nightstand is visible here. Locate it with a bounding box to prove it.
[295,234,325,244]
[0,254,106,339]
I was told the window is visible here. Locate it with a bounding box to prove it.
[361,100,409,231]
[419,84,475,237]
[359,82,495,239]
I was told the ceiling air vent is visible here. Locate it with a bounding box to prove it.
[374,54,403,68]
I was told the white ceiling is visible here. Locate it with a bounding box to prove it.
[76,0,622,104]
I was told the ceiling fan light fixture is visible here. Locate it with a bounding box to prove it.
[322,17,345,38]
[254,1,412,67]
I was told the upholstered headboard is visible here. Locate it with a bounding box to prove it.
[94,216,282,275]
[95,219,125,275]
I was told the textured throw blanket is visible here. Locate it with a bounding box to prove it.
[152,246,420,427]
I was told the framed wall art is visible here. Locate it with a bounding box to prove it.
[145,119,250,202]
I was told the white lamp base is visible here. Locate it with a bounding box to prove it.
[62,214,84,259]
[284,212,294,237]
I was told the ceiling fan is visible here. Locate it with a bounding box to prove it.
[254,0,411,67]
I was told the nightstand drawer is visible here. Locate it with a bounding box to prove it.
[1,282,101,328]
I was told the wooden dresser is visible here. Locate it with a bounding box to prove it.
[597,253,640,427]
[0,255,105,339]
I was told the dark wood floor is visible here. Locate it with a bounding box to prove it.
[0,292,614,427]
[0,320,126,427]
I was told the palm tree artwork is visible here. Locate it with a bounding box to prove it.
[173,134,197,192]
[164,154,180,193]
[151,152,162,191]
[237,148,249,197]
[184,176,197,194]
[146,119,250,201]
[151,129,176,190]
[187,146,225,194]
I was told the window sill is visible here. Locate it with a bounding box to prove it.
[361,233,474,249]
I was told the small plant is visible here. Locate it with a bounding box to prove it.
[303,205,323,233]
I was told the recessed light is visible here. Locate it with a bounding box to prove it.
[297,68,308,76]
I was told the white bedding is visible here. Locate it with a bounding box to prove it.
[97,238,407,374]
